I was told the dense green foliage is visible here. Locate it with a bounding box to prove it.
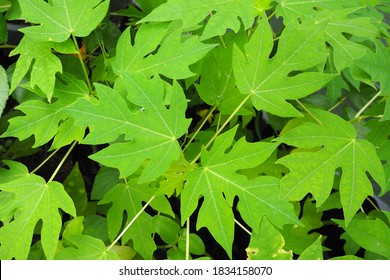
[0,0,390,260]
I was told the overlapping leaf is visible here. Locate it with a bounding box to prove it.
[0,65,8,117]
[334,216,390,259]
[233,16,334,117]
[246,216,293,260]
[19,0,109,42]
[2,73,88,147]
[277,109,386,225]
[0,171,76,260]
[112,23,215,79]
[139,0,257,40]
[65,73,191,183]
[55,235,119,260]
[181,126,300,257]
[99,180,173,259]
[9,36,76,100]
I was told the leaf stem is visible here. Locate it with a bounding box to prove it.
[182,105,217,152]
[71,34,94,95]
[0,44,17,49]
[31,147,61,174]
[366,196,380,212]
[234,218,252,236]
[328,96,347,112]
[296,100,323,125]
[107,195,156,251]
[48,141,77,183]
[354,90,381,120]
[191,94,251,164]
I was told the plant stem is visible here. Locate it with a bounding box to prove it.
[328,96,347,112]
[186,218,190,260]
[354,90,382,120]
[48,141,77,183]
[31,147,61,174]
[191,94,251,164]
[182,105,217,152]
[234,218,251,236]
[107,195,156,251]
[366,197,380,212]
[296,100,323,125]
[0,44,17,49]
[71,34,94,95]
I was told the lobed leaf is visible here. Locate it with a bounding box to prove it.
[278,109,386,225]
[233,15,334,117]
[19,0,109,42]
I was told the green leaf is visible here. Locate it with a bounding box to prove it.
[153,215,180,245]
[63,162,88,216]
[0,13,7,44]
[65,73,191,183]
[99,180,173,259]
[178,231,206,256]
[233,16,334,117]
[181,126,300,257]
[246,216,293,260]
[356,40,390,120]
[298,236,323,260]
[278,109,386,225]
[281,199,322,255]
[55,234,119,260]
[112,24,215,79]
[2,73,88,147]
[334,217,390,259]
[19,0,109,42]
[0,174,76,259]
[9,36,76,100]
[0,65,9,117]
[139,0,258,40]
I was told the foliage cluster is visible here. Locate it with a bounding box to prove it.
[0,0,390,260]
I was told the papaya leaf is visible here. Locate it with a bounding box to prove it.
[298,236,323,260]
[246,216,293,260]
[55,234,119,260]
[19,0,109,42]
[99,180,173,260]
[334,217,390,259]
[0,173,76,260]
[112,24,215,79]
[233,16,334,117]
[0,65,9,117]
[2,73,88,147]
[9,36,76,100]
[277,109,386,225]
[139,0,258,40]
[181,126,300,258]
[65,73,191,183]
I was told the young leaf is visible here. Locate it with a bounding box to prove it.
[334,217,390,259]
[139,0,258,40]
[233,16,334,117]
[0,174,76,259]
[19,0,109,42]
[55,234,119,260]
[181,126,300,257]
[99,180,173,259]
[277,109,386,225]
[65,73,191,183]
[112,24,215,79]
[0,65,9,117]
[246,216,293,260]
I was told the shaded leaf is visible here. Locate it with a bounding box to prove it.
[298,236,323,260]
[55,234,118,260]
[246,216,293,260]
[0,65,9,117]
